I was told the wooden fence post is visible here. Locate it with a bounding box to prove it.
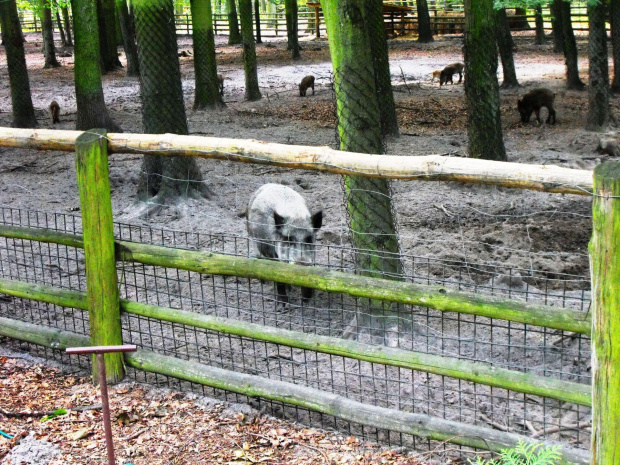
[590,161,620,465]
[75,129,124,385]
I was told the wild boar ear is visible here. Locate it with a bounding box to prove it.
[273,212,285,230]
[312,211,323,230]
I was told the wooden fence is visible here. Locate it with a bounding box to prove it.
[0,127,617,464]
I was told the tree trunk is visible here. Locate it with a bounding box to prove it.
[550,0,563,53]
[254,0,261,43]
[534,4,546,45]
[239,0,261,100]
[41,7,60,68]
[464,0,506,161]
[227,0,242,44]
[561,0,584,90]
[363,0,399,137]
[586,0,610,131]
[416,0,434,43]
[191,0,225,109]
[610,0,620,92]
[133,0,209,204]
[0,0,37,128]
[62,7,73,46]
[495,8,519,89]
[285,0,300,59]
[97,0,122,72]
[70,0,121,131]
[116,0,139,76]
[54,1,67,46]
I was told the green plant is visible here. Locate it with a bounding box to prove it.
[470,441,562,465]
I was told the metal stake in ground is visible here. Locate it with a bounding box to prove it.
[66,345,137,465]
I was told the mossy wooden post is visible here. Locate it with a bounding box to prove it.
[590,161,620,465]
[75,129,124,385]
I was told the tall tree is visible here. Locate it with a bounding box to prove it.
[416,0,434,43]
[0,0,38,128]
[54,1,67,46]
[550,0,564,53]
[610,0,620,92]
[41,6,61,68]
[464,0,506,161]
[133,0,209,206]
[586,0,610,130]
[116,0,139,76]
[495,7,519,88]
[534,3,546,45]
[97,0,122,71]
[284,0,299,59]
[560,0,584,89]
[62,6,73,46]
[239,0,261,100]
[71,0,121,131]
[191,0,224,109]
[254,0,262,43]
[363,0,399,137]
[227,0,242,44]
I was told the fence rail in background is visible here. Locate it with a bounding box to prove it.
[0,127,606,463]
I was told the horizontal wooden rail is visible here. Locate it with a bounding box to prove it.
[0,316,590,463]
[0,277,590,405]
[0,128,593,195]
[0,224,592,334]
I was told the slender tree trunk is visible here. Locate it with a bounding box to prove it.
[610,0,620,92]
[227,0,242,44]
[54,2,67,46]
[97,0,122,72]
[416,0,434,43]
[0,0,37,128]
[239,0,261,100]
[191,0,224,109]
[41,7,61,68]
[133,0,209,204]
[496,8,519,89]
[464,0,505,161]
[363,0,399,137]
[254,0,261,43]
[561,0,584,90]
[71,0,121,131]
[62,7,73,46]
[534,4,546,45]
[550,0,563,53]
[285,0,300,59]
[586,0,610,131]
[116,0,139,76]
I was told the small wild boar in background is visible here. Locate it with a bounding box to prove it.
[299,75,315,97]
[49,101,60,124]
[517,88,556,125]
[217,74,225,96]
[439,62,464,86]
[247,184,323,305]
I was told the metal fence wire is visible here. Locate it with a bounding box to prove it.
[0,205,592,455]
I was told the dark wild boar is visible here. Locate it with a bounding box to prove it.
[247,184,323,305]
[299,75,315,97]
[439,62,464,86]
[49,101,60,124]
[517,88,556,125]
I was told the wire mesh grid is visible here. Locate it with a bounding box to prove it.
[0,205,592,452]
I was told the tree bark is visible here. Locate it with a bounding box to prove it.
[464,0,506,161]
[116,0,139,76]
[610,0,620,92]
[363,0,399,137]
[285,0,300,59]
[191,0,225,109]
[561,0,585,90]
[97,0,122,72]
[62,7,73,46]
[54,1,67,46]
[254,0,261,43]
[0,0,38,128]
[239,0,261,100]
[133,0,209,204]
[71,0,121,131]
[533,4,546,45]
[586,0,610,131]
[550,0,563,53]
[416,0,434,43]
[495,8,519,89]
[41,7,61,68]
[227,0,242,44]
